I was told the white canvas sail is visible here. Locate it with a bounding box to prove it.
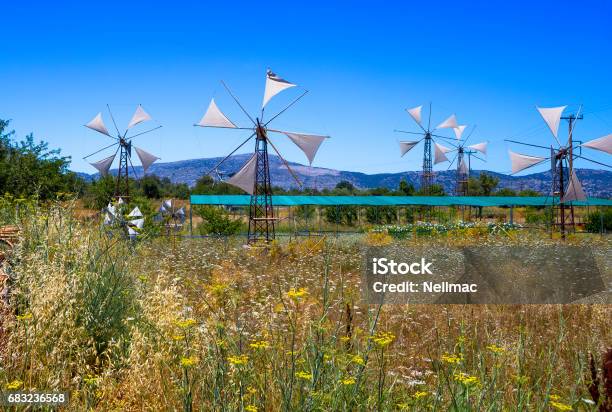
[406,105,423,126]
[196,98,237,128]
[453,125,467,140]
[562,169,586,202]
[458,157,469,175]
[127,105,152,129]
[90,154,116,176]
[129,218,145,229]
[536,106,566,140]
[581,133,612,154]
[227,154,257,194]
[399,141,419,157]
[509,150,546,174]
[436,114,458,129]
[468,142,487,155]
[128,206,143,218]
[281,132,328,165]
[85,113,111,137]
[262,69,296,108]
[434,142,451,164]
[134,146,160,173]
[163,199,173,209]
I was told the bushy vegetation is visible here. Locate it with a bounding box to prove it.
[194,205,242,236]
[1,203,610,411]
[585,208,612,233]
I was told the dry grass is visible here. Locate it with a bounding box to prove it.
[0,202,610,411]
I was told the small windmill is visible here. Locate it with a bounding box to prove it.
[195,69,329,244]
[155,199,186,235]
[442,126,488,195]
[103,200,145,240]
[506,105,612,237]
[395,104,462,194]
[84,105,162,199]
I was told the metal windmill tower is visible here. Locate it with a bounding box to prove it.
[195,69,329,244]
[506,105,612,238]
[395,104,462,194]
[443,126,488,195]
[84,105,162,200]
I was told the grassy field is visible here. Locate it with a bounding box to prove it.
[1,202,611,411]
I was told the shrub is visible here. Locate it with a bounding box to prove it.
[584,208,612,233]
[195,205,242,236]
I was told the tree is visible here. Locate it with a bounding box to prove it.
[335,180,355,192]
[399,179,416,196]
[495,188,517,196]
[195,205,242,235]
[141,175,161,199]
[0,120,80,200]
[468,173,499,196]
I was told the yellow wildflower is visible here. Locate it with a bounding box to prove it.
[340,336,350,342]
[550,401,573,411]
[351,354,365,365]
[16,313,33,321]
[441,353,462,364]
[295,371,313,380]
[83,375,100,385]
[175,318,197,329]
[246,386,257,395]
[6,380,23,390]
[372,331,395,347]
[486,344,505,354]
[245,405,258,412]
[549,394,561,401]
[413,391,428,399]
[341,377,356,385]
[249,340,269,350]
[457,335,466,343]
[180,356,199,367]
[215,339,227,348]
[453,372,480,386]
[227,355,249,366]
[286,287,308,300]
[172,335,184,341]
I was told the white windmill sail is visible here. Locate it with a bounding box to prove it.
[117,197,125,205]
[134,146,160,173]
[458,157,469,175]
[85,113,111,137]
[509,150,546,174]
[127,226,139,238]
[128,206,143,218]
[127,105,152,129]
[536,106,566,140]
[281,132,329,165]
[176,207,185,217]
[468,142,487,155]
[436,114,458,129]
[562,169,586,202]
[262,69,296,108]
[103,212,113,225]
[163,199,173,209]
[129,218,145,229]
[581,133,612,154]
[406,105,423,126]
[90,154,116,176]
[399,141,419,157]
[227,154,257,194]
[197,98,237,128]
[434,142,451,164]
[453,125,467,140]
[106,203,116,216]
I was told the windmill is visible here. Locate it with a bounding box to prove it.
[84,105,162,200]
[395,104,463,194]
[154,199,186,235]
[506,105,612,238]
[103,199,145,240]
[195,69,329,244]
[443,126,488,195]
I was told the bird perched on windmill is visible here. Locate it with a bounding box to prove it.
[195,69,330,244]
[84,105,162,200]
[395,103,464,193]
[506,105,612,238]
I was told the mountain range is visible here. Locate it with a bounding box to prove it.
[77,154,612,198]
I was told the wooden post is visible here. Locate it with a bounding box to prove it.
[189,200,193,236]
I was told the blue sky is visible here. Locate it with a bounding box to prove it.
[2,0,611,175]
